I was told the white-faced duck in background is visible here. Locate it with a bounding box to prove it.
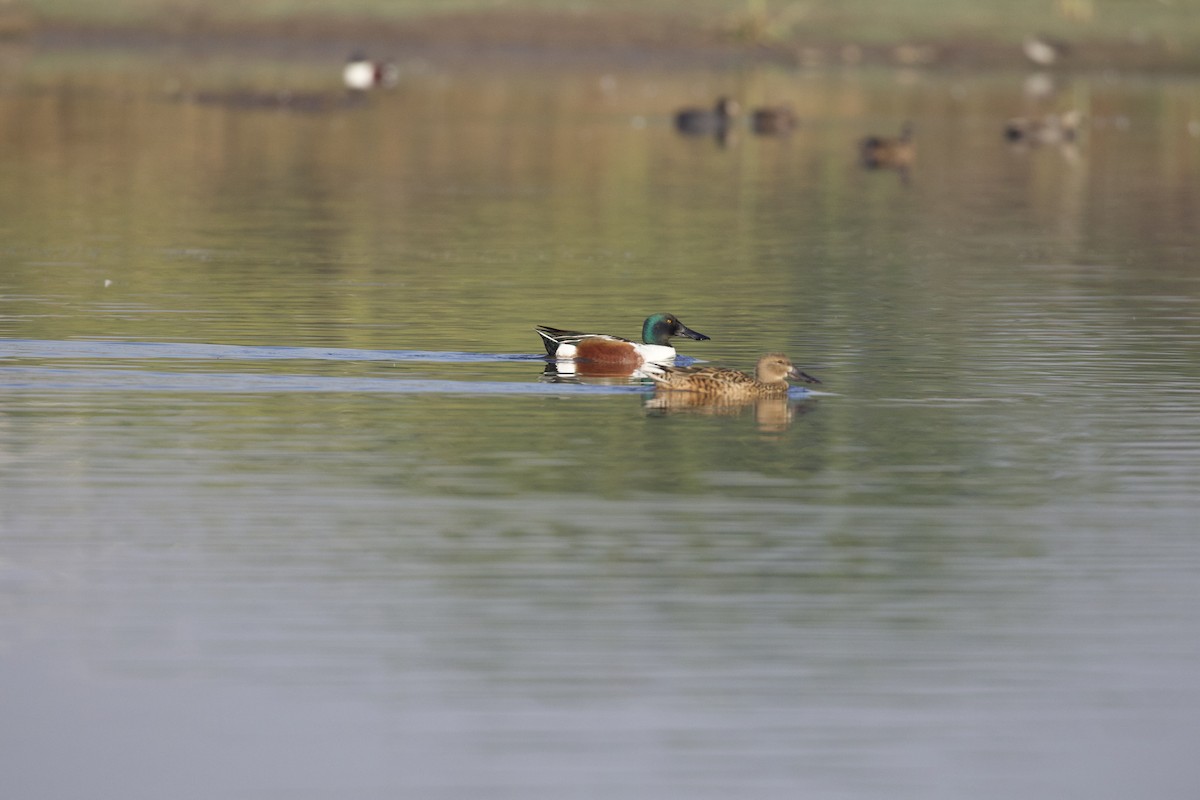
[1023,35,1070,67]
[343,53,399,91]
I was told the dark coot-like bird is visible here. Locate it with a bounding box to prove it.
[674,97,741,136]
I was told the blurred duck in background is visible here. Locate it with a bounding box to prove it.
[1023,35,1070,67]
[674,96,741,137]
[860,122,916,170]
[751,105,798,135]
[1004,110,1082,145]
[343,53,399,91]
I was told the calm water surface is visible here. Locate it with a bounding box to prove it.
[2,49,1200,799]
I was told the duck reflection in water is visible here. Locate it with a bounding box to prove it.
[674,97,741,147]
[540,359,665,385]
[645,353,821,432]
[645,391,814,434]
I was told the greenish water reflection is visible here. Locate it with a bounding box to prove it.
[2,53,1200,800]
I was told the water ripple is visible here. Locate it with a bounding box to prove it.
[0,339,778,397]
[0,338,542,364]
[0,366,655,395]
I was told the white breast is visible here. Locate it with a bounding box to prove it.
[343,62,376,90]
[635,344,678,363]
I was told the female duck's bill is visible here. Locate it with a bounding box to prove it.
[651,353,820,397]
[534,313,710,367]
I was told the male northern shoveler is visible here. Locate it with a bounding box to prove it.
[535,313,710,366]
[343,53,399,91]
[860,122,916,169]
[651,353,820,397]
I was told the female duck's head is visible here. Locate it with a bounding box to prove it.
[755,353,820,385]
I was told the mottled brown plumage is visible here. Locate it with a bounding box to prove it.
[860,122,916,169]
[751,106,798,135]
[651,353,820,398]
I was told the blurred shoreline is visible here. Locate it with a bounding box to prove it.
[12,9,1200,73]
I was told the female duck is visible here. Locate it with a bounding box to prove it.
[860,122,916,169]
[751,105,798,135]
[535,313,710,366]
[651,353,820,397]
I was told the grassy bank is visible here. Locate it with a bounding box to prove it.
[13,0,1200,71]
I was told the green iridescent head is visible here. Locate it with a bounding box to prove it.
[641,313,711,346]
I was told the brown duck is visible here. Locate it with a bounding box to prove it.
[751,105,798,135]
[860,122,916,169]
[650,353,820,398]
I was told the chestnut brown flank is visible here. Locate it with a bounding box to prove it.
[575,338,642,365]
